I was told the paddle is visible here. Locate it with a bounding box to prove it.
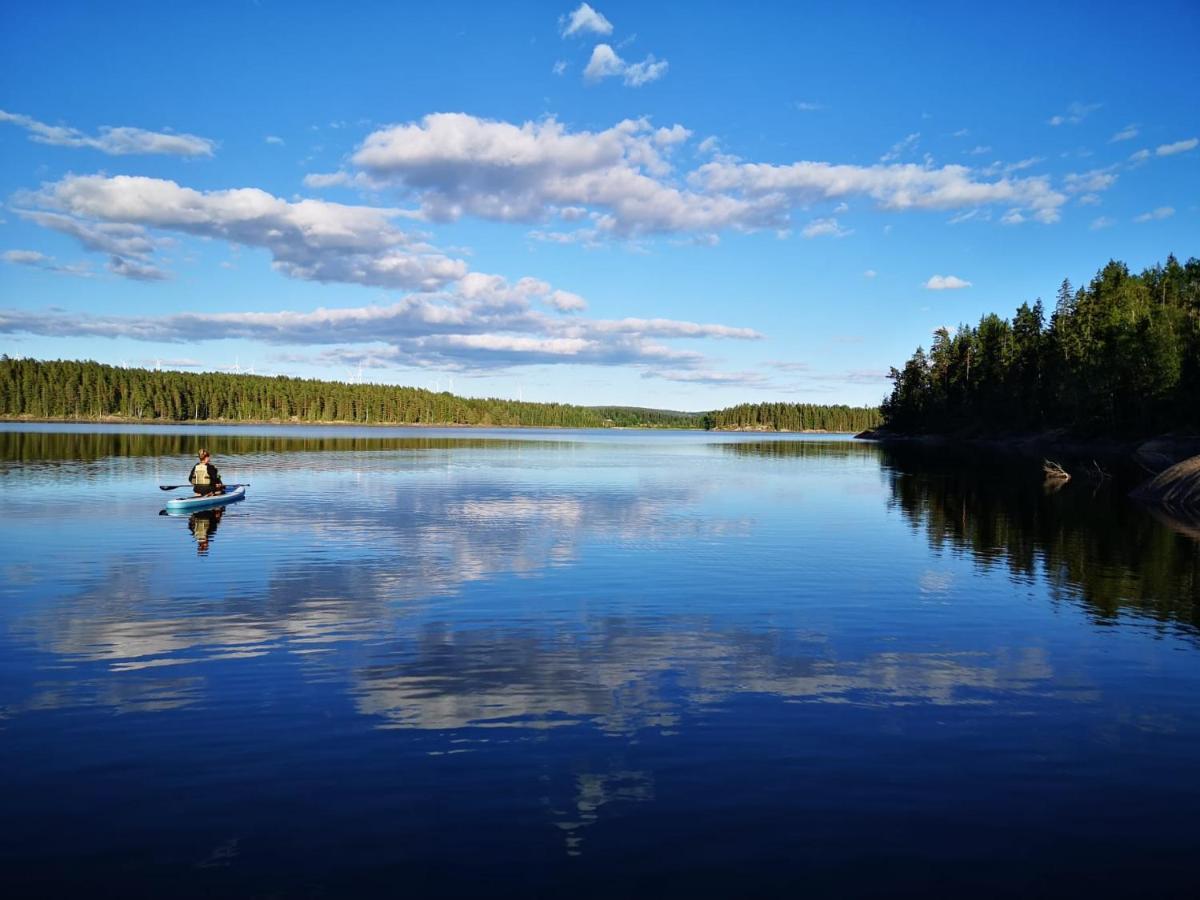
[159,483,250,491]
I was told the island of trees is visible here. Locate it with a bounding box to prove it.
[881,254,1199,436]
[0,357,881,433]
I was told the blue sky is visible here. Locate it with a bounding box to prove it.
[1,0,1196,408]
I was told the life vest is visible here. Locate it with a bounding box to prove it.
[192,462,212,486]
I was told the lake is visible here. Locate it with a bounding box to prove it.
[1,424,1198,897]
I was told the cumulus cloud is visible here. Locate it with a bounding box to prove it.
[1156,137,1198,156]
[0,109,214,157]
[560,3,613,37]
[801,217,852,238]
[924,275,972,290]
[1109,124,1138,142]
[2,249,92,277]
[864,269,878,279]
[1047,102,1100,126]
[1134,206,1174,222]
[265,135,285,145]
[584,43,668,86]
[20,174,467,289]
[346,113,1069,237]
[545,290,588,312]
[1089,216,1116,230]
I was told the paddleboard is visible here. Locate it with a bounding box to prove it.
[164,485,246,513]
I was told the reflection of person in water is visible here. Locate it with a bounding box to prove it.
[188,507,224,554]
[189,449,225,496]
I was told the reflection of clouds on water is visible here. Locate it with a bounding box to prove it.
[919,570,955,594]
[8,475,733,709]
[554,770,654,857]
[352,625,1079,735]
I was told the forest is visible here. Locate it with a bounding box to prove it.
[881,254,1200,435]
[0,357,880,432]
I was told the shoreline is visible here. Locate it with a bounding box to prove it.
[853,427,1200,465]
[0,414,856,435]
[856,427,1200,520]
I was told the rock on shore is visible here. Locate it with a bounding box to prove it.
[1131,454,1200,514]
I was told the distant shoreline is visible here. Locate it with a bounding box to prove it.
[0,414,853,435]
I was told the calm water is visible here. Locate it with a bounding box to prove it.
[2,424,1198,897]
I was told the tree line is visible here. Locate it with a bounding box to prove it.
[881,254,1200,435]
[703,402,880,432]
[0,357,879,432]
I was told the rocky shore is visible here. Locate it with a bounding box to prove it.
[855,428,1200,521]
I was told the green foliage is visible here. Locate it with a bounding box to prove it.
[882,254,1200,435]
[0,357,880,432]
[702,402,881,433]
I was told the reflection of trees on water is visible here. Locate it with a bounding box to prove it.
[716,439,880,461]
[0,429,578,466]
[880,444,1200,630]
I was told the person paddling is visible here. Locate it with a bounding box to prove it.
[189,449,225,496]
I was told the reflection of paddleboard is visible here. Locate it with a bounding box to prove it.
[164,485,246,513]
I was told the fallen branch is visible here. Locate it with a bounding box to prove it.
[1043,459,1071,481]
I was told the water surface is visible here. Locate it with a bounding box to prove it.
[1,424,1197,896]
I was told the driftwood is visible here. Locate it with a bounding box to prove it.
[1043,458,1071,481]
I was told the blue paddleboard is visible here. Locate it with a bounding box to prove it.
[164,485,246,513]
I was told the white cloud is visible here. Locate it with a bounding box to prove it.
[880,132,920,163]
[2,249,92,277]
[968,145,991,155]
[947,208,990,224]
[1047,101,1101,126]
[696,157,1065,223]
[1063,168,1118,194]
[341,113,1068,239]
[584,43,668,86]
[1109,124,1138,142]
[924,275,972,290]
[795,101,824,112]
[0,274,760,374]
[1157,137,1198,156]
[552,60,568,75]
[1076,193,1101,206]
[863,269,877,279]
[21,174,467,290]
[560,3,613,37]
[107,255,168,281]
[646,369,767,386]
[1000,209,1027,225]
[1134,206,1174,222]
[1089,216,1116,230]
[800,217,852,239]
[545,290,588,312]
[265,135,285,145]
[0,109,214,156]
[18,210,162,258]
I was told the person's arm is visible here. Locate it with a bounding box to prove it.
[189,465,196,484]
[210,464,222,483]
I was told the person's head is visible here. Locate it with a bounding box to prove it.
[198,449,211,463]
